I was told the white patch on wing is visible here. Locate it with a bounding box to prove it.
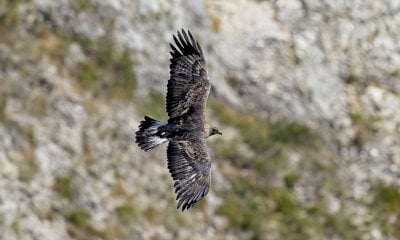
[148,136,168,145]
[188,173,197,180]
[148,122,164,133]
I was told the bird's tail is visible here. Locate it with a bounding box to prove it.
[135,116,168,151]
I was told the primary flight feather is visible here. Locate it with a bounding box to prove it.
[135,29,222,211]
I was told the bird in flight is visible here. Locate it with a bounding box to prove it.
[135,29,222,211]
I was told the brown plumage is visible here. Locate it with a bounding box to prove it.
[135,29,221,211]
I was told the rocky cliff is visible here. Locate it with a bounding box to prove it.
[0,0,399,239]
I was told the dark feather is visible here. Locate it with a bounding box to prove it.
[167,29,210,118]
[167,140,211,211]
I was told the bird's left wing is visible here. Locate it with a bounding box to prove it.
[167,29,210,119]
[167,139,211,211]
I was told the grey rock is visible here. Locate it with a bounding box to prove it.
[1,0,400,239]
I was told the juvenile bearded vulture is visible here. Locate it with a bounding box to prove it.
[135,29,222,211]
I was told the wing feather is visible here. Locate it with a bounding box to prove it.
[167,139,211,211]
[167,29,210,118]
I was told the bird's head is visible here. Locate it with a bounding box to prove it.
[205,124,222,138]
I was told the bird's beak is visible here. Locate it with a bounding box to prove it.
[217,130,222,135]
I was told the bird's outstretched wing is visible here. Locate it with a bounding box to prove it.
[167,139,211,211]
[167,29,210,118]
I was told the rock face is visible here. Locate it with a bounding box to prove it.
[1,0,400,239]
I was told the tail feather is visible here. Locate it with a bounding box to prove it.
[135,116,168,151]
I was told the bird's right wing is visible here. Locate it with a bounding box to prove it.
[167,29,210,119]
[167,139,211,211]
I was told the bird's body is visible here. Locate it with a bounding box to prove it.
[135,29,221,211]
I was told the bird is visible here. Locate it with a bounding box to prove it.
[135,29,222,211]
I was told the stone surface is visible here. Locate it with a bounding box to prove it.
[0,0,400,239]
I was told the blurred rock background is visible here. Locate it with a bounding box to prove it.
[0,0,400,239]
